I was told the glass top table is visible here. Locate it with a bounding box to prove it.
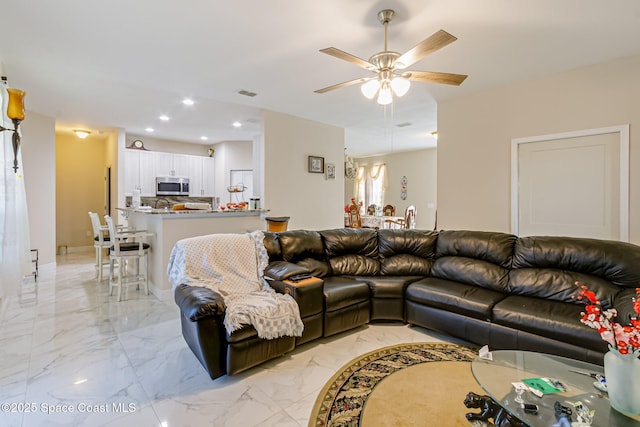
[471,350,640,427]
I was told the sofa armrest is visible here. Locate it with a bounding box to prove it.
[174,283,226,321]
[270,277,324,318]
[264,261,311,281]
[613,287,639,324]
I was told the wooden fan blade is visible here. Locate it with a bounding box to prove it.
[314,77,371,94]
[406,70,467,86]
[396,30,457,69]
[320,47,375,70]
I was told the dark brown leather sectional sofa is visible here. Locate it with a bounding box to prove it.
[174,228,640,380]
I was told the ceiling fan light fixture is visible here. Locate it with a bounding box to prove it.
[390,76,410,97]
[377,83,393,105]
[361,79,380,99]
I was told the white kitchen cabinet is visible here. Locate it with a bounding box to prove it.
[155,152,189,177]
[189,156,216,197]
[201,157,216,196]
[125,149,155,196]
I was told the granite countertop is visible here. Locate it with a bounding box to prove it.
[120,207,268,217]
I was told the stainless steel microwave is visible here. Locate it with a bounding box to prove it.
[156,177,189,196]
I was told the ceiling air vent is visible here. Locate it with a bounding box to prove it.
[237,89,257,97]
[396,122,412,128]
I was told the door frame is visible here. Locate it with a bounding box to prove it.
[510,125,629,241]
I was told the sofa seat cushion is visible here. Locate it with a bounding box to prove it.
[356,276,423,299]
[406,277,507,320]
[492,295,603,351]
[323,276,370,312]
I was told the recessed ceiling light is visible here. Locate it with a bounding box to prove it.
[159,115,170,121]
[145,127,155,133]
[232,121,242,128]
[73,129,91,139]
[182,98,194,106]
[200,136,208,141]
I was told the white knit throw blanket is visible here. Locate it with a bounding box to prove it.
[167,231,304,339]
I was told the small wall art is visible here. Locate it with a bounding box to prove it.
[326,163,336,180]
[400,176,408,200]
[308,156,324,173]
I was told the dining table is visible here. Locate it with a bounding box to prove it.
[344,214,405,229]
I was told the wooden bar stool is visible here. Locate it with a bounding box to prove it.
[266,216,290,232]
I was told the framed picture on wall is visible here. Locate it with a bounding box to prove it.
[308,156,324,173]
[326,163,336,180]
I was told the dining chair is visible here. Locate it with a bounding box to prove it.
[383,204,396,216]
[104,214,150,301]
[405,205,417,229]
[88,212,111,281]
[384,205,417,229]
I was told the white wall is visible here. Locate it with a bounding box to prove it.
[347,148,438,230]
[263,110,344,230]
[438,54,640,244]
[21,111,56,265]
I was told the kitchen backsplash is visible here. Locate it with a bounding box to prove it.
[125,196,214,208]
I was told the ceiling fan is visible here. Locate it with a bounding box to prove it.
[314,9,467,105]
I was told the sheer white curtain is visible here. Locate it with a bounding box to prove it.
[353,166,367,208]
[353,164,388,210]
[0,82,32,305]
[368,164,388,208]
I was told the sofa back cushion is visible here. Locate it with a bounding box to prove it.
[277,230,331,277]
[431,230,517,291]
[263,232,282,261]
[320,228,380,276]
[435,230,517,268]
[378,229,437,275]
[510,236,640,308]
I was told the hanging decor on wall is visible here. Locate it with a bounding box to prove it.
[400,176,408,200]
[345,148,358,179]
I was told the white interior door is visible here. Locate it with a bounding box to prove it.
[512,126,629,241]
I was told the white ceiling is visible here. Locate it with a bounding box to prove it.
[2,1,640,157]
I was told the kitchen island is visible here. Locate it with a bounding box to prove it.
[120,208,268,299]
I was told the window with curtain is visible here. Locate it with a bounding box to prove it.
[353,166,366,208]
[369,164,387,208]
[353,164,387,211]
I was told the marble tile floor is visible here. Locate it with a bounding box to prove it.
[0,250,463,427]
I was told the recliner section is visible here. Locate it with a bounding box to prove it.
[175,228,640,379]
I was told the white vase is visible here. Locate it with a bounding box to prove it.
[604,347,640,416]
